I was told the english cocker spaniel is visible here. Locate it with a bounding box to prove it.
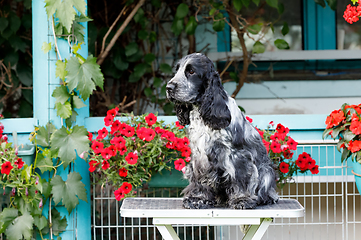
[166,53,279,209]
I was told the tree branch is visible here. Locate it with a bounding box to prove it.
[97,0,146,65]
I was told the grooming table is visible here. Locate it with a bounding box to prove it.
[120,198,304,240]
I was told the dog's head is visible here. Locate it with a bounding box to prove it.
[166,53,231,130]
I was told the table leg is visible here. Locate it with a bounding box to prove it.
[155,224,181,240]
[242,218,272,240]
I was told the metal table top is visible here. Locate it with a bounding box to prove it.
[120,198,304,219]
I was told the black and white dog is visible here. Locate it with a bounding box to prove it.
[166,53,279,209]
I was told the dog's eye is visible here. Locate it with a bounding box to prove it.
[189,69,195,74]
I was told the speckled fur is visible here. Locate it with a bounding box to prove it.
[166,53,279,209]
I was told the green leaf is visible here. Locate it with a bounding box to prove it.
[134,63,148,78]
[0,208,18,233]
[72,95,86,109]
[10,14,21,33]
[114,55,129,71]
[233,0,242,11]
[17,63,32,87]
[176,3,189,18]
[0,17,9,33]
[56,60,67,81]
[35,123,57,147]
[34,216,48,231]
[5,212,34,240]
[52,85,70,104]
[159,63,173,74]
[209,8,217,16]
[153,77,162,88]
[241,0,251,7]
[128,72,141,83]
[185,16,198,35]
[266,0,278,8]
[229,72,238,82]
[149,31,156,43]
[144,53,156,64]
[56,0,77,32]
[44,0,61,17]
[325,0,337,10]
[66,55,104,101]
[343,130,356,142]
[138,29,148,40]
[248,23,262,34]
[71,0,87,15]
[55,101,72,119]
[171,18,183,36]
[281,22,289,36]
[322,128,333,140]
[274,39,290,49]
[151,0,162,7]
[42,42,52,54]
[36,153,54,174]
[125,42,139,57]
[314,0,326,8]
[144,87,153,97]
[51,209,68,236]
[278,3,284,14]
[341,149,350,163]
[21,165,32,183]
[252,41,265,54]
[51,172,87,213]
[252,0,261,6]
[213,13,225,32]
[50,125,89,168]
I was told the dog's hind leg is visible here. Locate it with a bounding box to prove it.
[257,164,279,205]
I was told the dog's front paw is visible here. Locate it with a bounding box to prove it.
[183,197,215,209]
[228,197,257,209]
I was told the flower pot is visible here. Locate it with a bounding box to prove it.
[17,144,35,166]
[350,160,361,194]
[148,168,189,188]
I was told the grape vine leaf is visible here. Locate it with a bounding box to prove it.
[50,125,89,168]
[55,101,72,119]
[41,42,52,54]
[0,208,18,233]
[66,55,104,101]
[52,85,70,104]
[35,122,57,148]
[51,172,87,214]
[55,60,67,81]
[40,208,67,236]
[72,95,86,109]
[5,211,34,240]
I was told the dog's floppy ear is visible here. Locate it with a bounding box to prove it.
[174,103,193,126]
[199,72,231,130]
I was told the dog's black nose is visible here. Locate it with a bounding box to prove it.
[166,82,176,93]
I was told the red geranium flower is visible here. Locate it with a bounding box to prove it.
[125,152,138,165]
[175,121,184,129]
[279,162,289,174]
[283,149,293,159]
[350,117,361,135]
[110,120,121,135]
[107,108,118,118]
[118,145,127,155]
[348,140,361,153]
[1,161,13,175]
[119,168,128,177]
[155,127,165,134]
[104,115,114,127]
[101,160,110,170]
[88,160,99,172]
[305,158,316,170]
[145,113,157,126]
[101,148,113,160]
[14,158,24,169]
[114,187,125,201]
[287,137,298,150]
[137,127,155,141]
[296,152,310,171]
[124,125,135,137]
[91,141,104,154]
[166,141,174,149]
[120,182,132,194]
[162,131,175,142]
[174,159,185,171]
[270,141,281,153]
[310,165,319,174]
[96,127,108,140]
[181,146,191,157]
[262,139,270,153]
[110,136,126,149]
[246,116,253,123]
[108,145,117,157]
[325,109,345,129]
[88,132,93,141]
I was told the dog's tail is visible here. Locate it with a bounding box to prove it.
[257,163,279,205]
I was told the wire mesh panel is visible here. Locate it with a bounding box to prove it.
[91,142,361,240]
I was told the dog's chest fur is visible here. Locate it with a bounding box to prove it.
[187,108,233,178]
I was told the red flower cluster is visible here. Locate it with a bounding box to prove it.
[89,109,190,201]
[344,1,361,24]
[248,117,320,187]
[324,104,361,162]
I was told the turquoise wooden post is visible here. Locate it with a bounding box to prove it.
[32,1,91,239]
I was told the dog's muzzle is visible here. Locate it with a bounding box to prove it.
[166,82,176,101]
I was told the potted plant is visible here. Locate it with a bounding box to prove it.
[88,107,191,201]
[247,117,320,189]
[323,104,361,191]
